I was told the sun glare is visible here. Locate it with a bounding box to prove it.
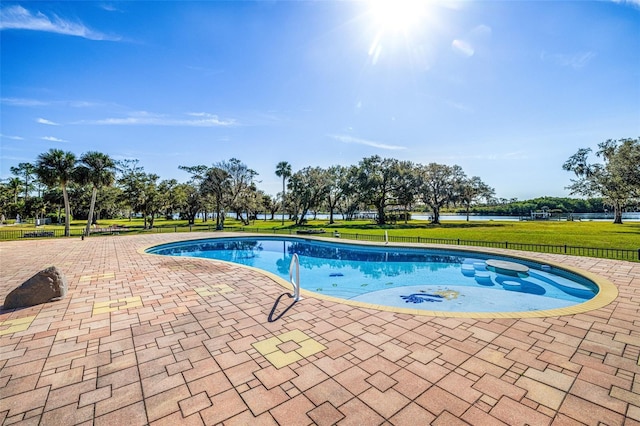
[365,0,432,64]
[369,0,427,34]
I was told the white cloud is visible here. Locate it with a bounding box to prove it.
[443,151,529,161]
[37,117,59,126]
[1,97,104,108]
[452,39,474,57]
[329,134,407,151]
[68,100,102,108]
[541,51,596,69]
[471,24,492,37]
[41,136,69,143]
[446,101,473,113]
[0,5,120,41]
[82,111,237,127]
[0,133,25,140]
[99,4,121,12]
[611,0,640,8]
[1,97,49,107]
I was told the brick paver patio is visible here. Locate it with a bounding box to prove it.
[1,233,638,425]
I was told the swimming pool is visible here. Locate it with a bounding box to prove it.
[147,236,601,314]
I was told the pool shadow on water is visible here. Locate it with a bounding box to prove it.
[268,292,298,322]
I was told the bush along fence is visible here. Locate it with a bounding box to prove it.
[0,225,638,262]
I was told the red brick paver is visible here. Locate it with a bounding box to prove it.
[1,233,639,425]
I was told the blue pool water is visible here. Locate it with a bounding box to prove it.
[147,237,598,313]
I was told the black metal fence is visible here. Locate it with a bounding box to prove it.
[222,227,640,262]
[1,225,638,262]
[0,225,217,240]
[0,229,68,239]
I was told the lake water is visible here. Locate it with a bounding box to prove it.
[253,212,640,222]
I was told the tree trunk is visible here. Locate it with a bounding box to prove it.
[62,187,71,237]
[296,208,309,226]
[329,207,334,224]
[85,187,98,237]
[281,178,286,226]
[613,207,623,224]
[376,203,386,225]
[431,207,441,224]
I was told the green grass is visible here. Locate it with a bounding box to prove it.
[234,218,639,250]
[2,217,638,260]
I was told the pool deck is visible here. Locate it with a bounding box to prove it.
[0,233,638,425]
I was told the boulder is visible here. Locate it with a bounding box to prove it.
[3,266,68,309]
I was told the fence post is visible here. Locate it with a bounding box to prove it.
[457,239,460,245]
[505,241,508,249]
[638,248,640,261]
[564,244,567,253]
[175,225,177,232]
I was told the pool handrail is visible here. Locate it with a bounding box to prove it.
[289,253,301,302]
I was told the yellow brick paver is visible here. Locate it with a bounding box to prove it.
[1,233,638,425]
[0,315,36,336]
[194,284,234,297]
[92,296,143,315]
[79,272,116,282]
[253,329,327,369]
[253,336,284,355]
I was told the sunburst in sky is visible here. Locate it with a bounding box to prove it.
[1,1,638,200]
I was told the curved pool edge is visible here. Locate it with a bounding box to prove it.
[141,233,619,319]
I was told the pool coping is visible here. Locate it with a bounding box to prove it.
[142,233,619,319]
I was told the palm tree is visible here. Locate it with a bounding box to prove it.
[10,162,36,201]
[76,151,116,237]
[7,177,22,204]
[275,161,292,225]
[35,149,77,236]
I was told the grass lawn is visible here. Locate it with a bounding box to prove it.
[238,218,640,251]
[2,217,638,252]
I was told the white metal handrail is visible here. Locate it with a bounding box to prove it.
[289,253,301,302]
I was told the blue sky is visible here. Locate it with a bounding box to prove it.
[1,0,639,200]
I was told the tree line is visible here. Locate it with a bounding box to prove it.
[459,196,612,217]
[1,150,495,232]
[1,138,638,232]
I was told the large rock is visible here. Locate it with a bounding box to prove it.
[3,266,68,309]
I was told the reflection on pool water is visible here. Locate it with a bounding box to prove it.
[147,237,598,313]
